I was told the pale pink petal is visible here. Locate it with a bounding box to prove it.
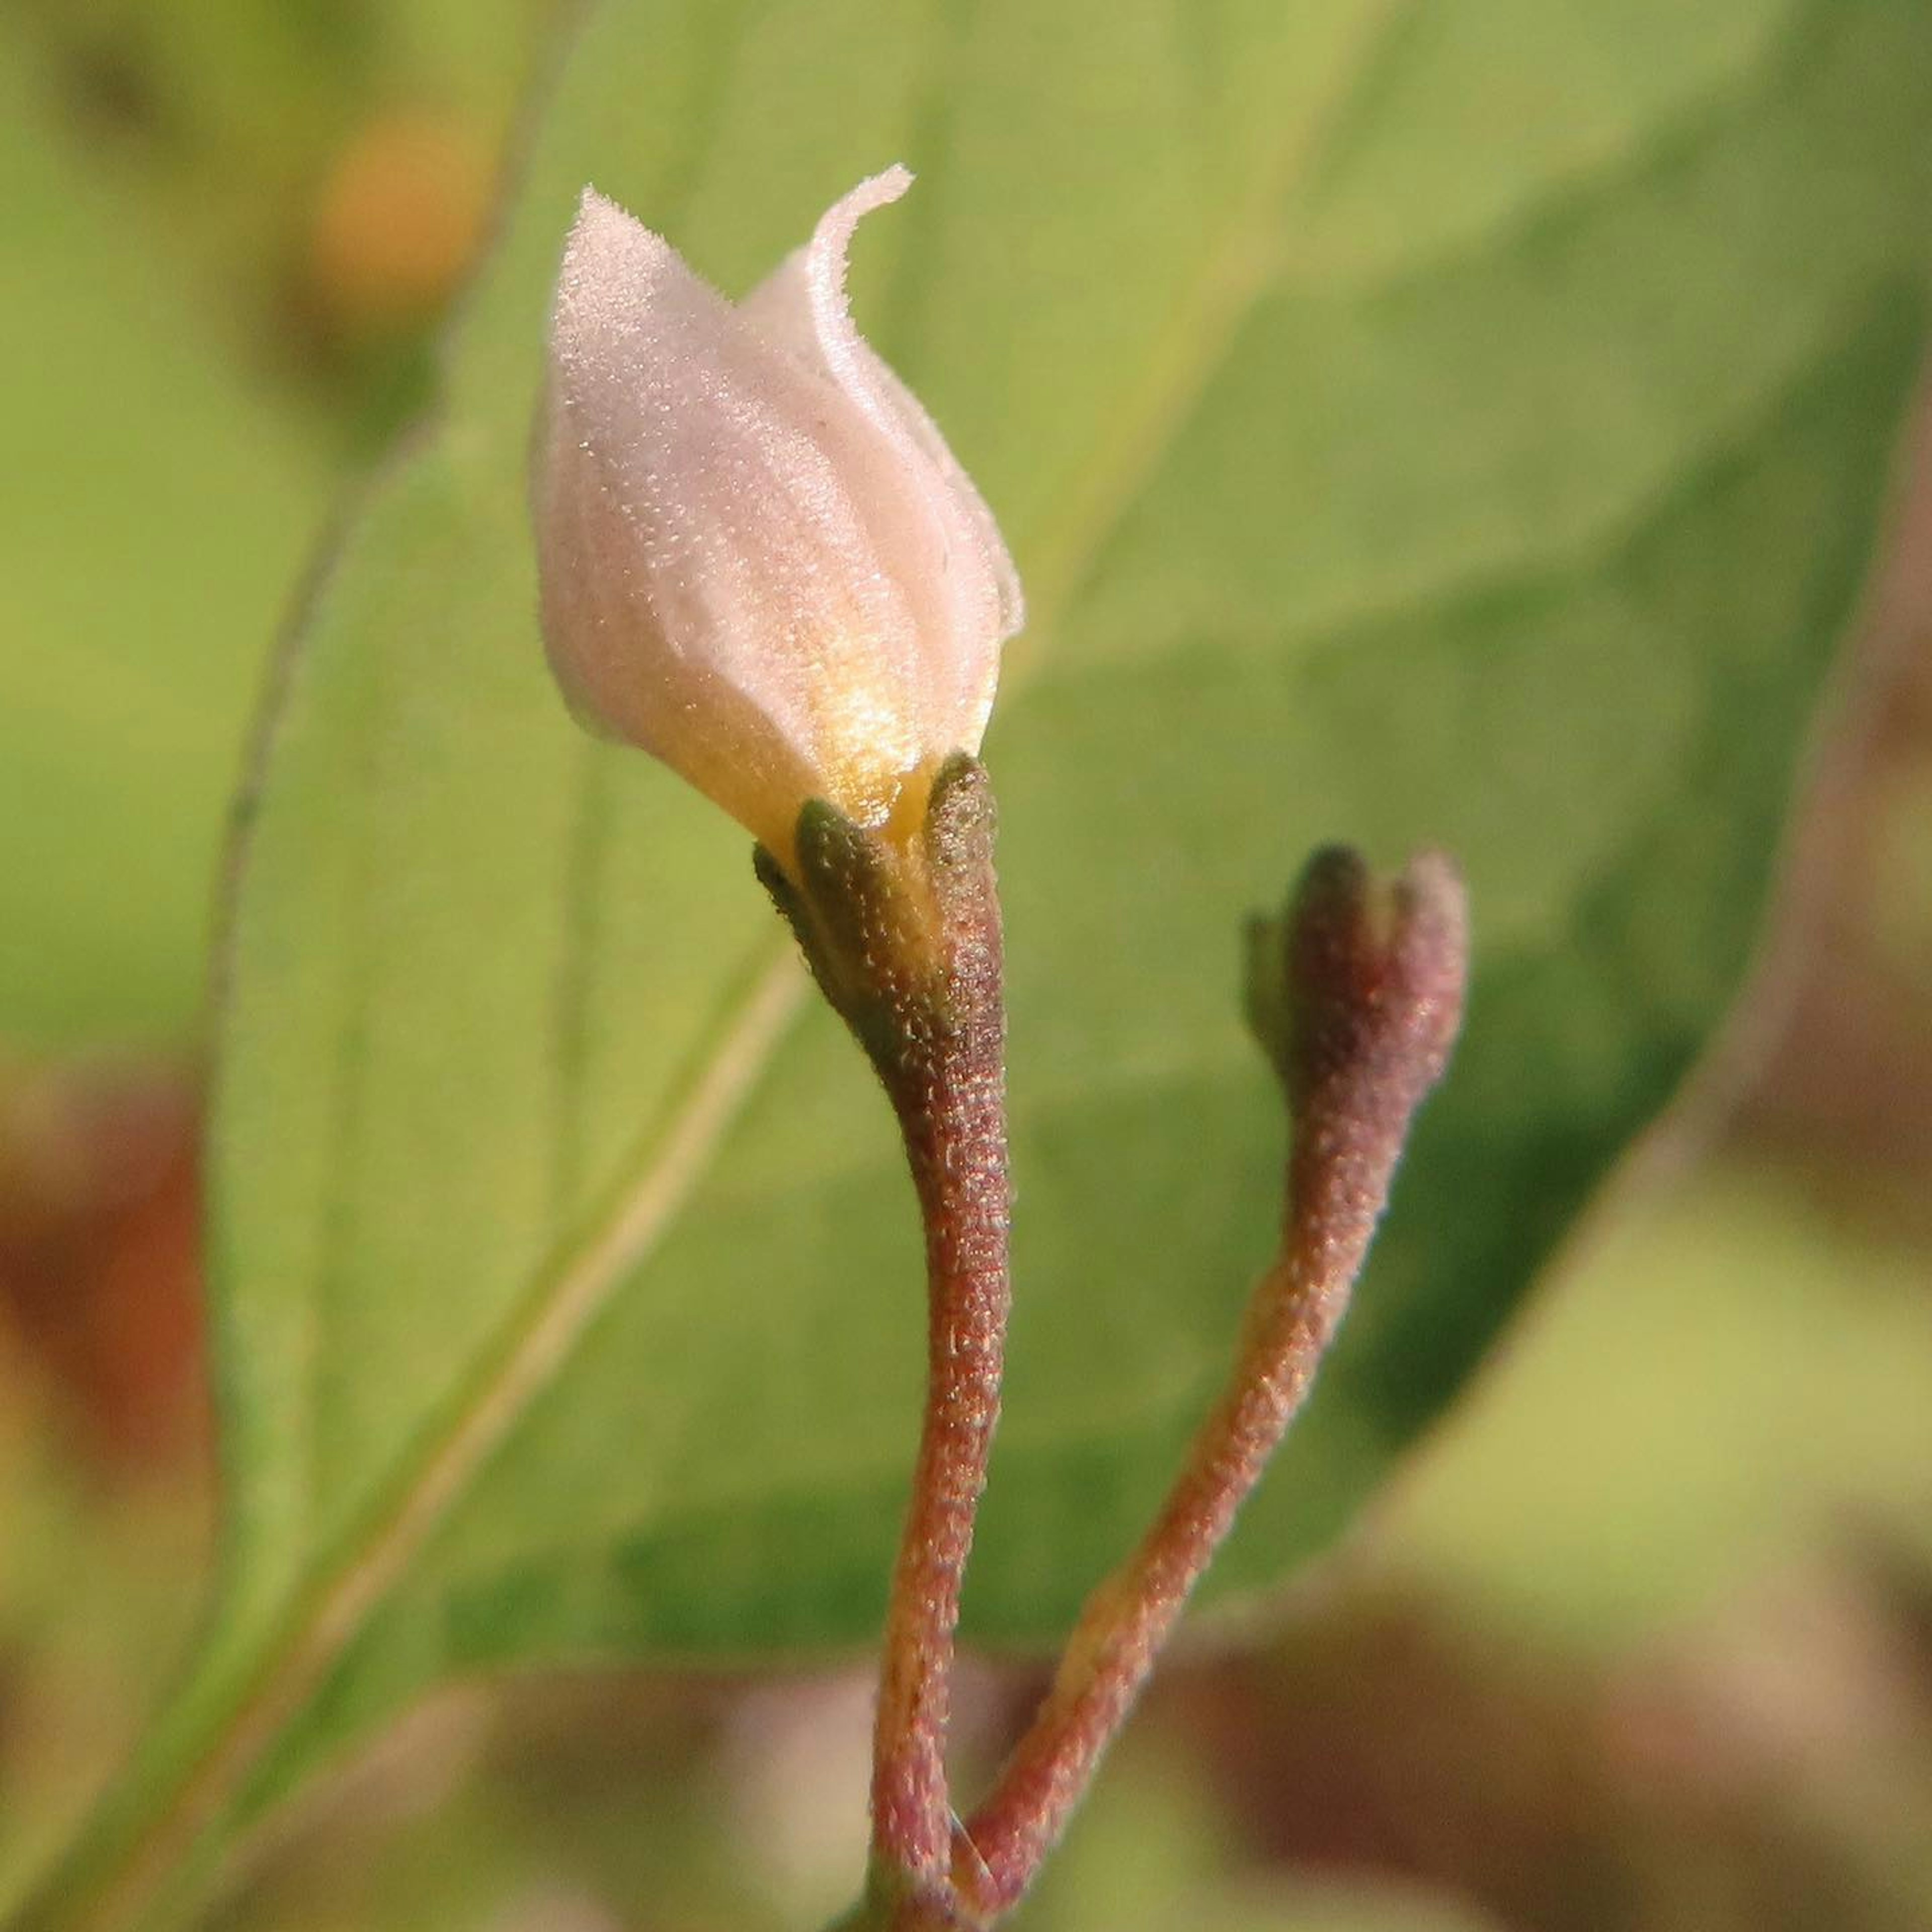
[536,189,927,843]
[742,170,1023,754]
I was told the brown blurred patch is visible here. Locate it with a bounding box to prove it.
[1737,393,1932,1233]
[1142,1566,1932,1932]
[0,1069,207,1475]
[1745,628,1932,1194]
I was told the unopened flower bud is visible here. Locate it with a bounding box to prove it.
[531,166,1024,860]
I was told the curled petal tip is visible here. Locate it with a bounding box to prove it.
[851,162,915,211]
[531,169,1022,856]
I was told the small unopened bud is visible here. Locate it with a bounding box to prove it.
[531,167,1024,861]
[1247,843,1467,1139]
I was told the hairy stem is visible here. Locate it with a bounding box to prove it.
[870,888,1010,1886]
[759,760,1012,1910]
[954,1183,1363,1908]
[955,848,1465,1917]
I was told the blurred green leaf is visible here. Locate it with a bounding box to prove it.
[1387,1168,1932,1647]
[0,52,332,1049]
[22,0,1932,1922]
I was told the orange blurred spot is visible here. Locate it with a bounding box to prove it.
[308,111,492,338]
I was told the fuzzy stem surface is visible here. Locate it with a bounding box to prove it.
[955,848,1465,1916]
[761,762,1011,1899]
[869,890,1009,1887]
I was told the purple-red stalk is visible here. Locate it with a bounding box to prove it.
[954,848,1466,1918]
[868,864,1010,1891]
[759,763,1011,1922]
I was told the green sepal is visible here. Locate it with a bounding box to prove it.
[754,800,917,1080]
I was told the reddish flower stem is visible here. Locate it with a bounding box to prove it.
[953,1187,1364,1910]
[869,888,1011,1890]
[954,849,1466,1919]
[758,764,1012,1916]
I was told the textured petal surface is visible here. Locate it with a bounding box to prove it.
[536,190,931,845]
[743,169,1024,754]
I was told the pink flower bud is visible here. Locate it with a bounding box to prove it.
[532,167,1023,856]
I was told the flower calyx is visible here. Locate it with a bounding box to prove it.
[755,753,999,1084]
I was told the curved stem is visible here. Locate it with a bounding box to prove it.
[869,856,1010,1887]
[759,763,1012,1905]
[954,847,1466,1918]
[953,1179,1362,1913]
[802,835,1462,1930]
